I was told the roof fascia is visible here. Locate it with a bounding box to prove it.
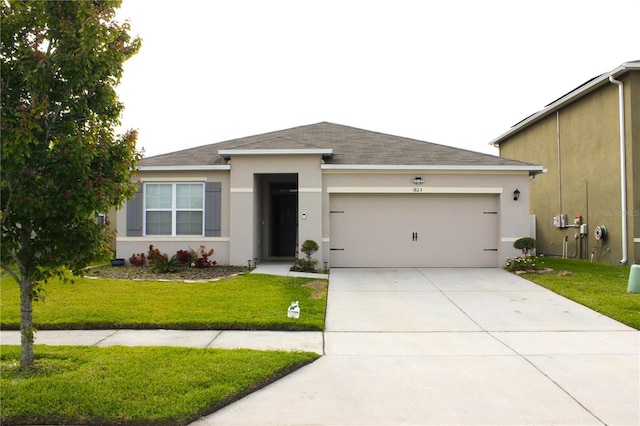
[490,61,640,147]
[138,165,231,171]
[322,164,545,175]
[219,148,333,160]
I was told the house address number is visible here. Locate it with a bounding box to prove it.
[413,187,423,193]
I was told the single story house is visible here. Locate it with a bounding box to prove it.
[491,60,639,264]
[115,122,543,267]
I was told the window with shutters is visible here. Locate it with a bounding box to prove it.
[144,183,204,236]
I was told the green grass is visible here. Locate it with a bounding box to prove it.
[0,273,327,331]
[0,345,319,425]
[519,258,640,330]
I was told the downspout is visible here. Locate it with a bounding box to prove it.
[609,75,628,264]
[556,111,563,213]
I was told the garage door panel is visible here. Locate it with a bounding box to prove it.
[330,194,499,267]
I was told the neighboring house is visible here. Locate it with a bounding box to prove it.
[115,122,543,267]
[491,60,639,264]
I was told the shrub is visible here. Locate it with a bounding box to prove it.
[505,256,543,272]
[196,246,216,268]
[176,249,196,265]
[147,245,162,264]
[300,240,319,259]
[513,237,536,255]
[129,252,145,266]
[183,246,217,268]
[150,254,183,273]
[296,240,319,272]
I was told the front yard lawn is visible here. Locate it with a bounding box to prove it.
[519,258,639,330]
[1,345,319,425]
[0,271,326,424]
[0,273,327,331]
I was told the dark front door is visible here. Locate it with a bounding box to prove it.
[270,184,297,257]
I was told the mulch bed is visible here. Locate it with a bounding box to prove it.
[514,268,554,275]
[85,265,247,282]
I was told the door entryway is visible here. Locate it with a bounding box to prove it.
[255,174,298,259]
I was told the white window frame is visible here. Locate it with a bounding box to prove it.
[143,182,205,236]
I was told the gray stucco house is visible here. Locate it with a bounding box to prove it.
[116,122,543,267]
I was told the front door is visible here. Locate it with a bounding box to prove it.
[270,183,298,257]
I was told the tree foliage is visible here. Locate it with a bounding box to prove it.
[1,0,142,367]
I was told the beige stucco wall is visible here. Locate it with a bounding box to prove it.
[499,72,638,264]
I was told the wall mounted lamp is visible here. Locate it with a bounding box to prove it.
[411,177,425,185]
[513,189,520,201]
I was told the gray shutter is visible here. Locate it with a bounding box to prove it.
[204,182,221,236]
[126,184,143,236]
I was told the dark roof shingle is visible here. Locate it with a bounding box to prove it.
[140,122,538,168]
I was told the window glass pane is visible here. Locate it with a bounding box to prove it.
[146,184,172,209]
[176,211,203,235]
[176,184,203,209]
[146,211,171,235]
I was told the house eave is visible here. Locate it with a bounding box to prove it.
[490,60,640,147]
[137,165,231,171]
[322,164,545,176]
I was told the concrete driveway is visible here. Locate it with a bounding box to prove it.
[193,268,639,425]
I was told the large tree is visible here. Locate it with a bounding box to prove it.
[1,0,142,367]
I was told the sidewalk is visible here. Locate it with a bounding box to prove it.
[252,261,329,279]
[0,329,324,353]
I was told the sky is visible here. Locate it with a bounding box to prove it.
[115,0,639,158]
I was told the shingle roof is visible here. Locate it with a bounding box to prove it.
[140,122,539,169]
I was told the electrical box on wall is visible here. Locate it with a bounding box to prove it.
[554,214,568,228]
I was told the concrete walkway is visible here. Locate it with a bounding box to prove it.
[193,268,639,426]
[0,329,324,353]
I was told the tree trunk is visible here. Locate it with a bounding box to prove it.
[19,272,35,368]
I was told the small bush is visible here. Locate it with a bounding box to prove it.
[513,237,536,255]
[505,255,543,272]
[150,254,183,273]
[295,258,318,272]
[129,252,145,266]
[147,245,162,264]
[176,249,196,265]
[295,240,319,272]
[191,245,216,268]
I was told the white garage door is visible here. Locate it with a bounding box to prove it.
[329,193,499,267]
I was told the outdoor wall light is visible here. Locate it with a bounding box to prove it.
[411,177,425,185]
[513,188,521,201]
